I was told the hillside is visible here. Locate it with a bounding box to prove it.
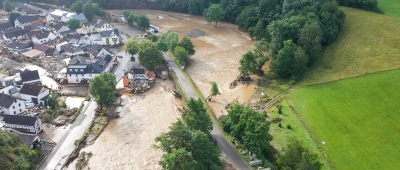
[299,7,400,86]
[288,69,400,170]
[378,0,400,18]
[0,131,43,170]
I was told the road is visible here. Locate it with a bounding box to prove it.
[163,52,252,170]
[38,101,97,170]
[110,34,140,83]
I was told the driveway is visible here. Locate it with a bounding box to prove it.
[38,101,97,170]
[163,52,251,170]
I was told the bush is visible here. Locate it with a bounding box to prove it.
[85,95,91,101]
[287,124,292,130]
[219,115,231,133]
[277,105,283,114]
[279,123,282,128]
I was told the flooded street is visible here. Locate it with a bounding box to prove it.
[108,9,255,118]
[73,80,183,170]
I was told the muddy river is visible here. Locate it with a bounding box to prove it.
[76,9,255,169]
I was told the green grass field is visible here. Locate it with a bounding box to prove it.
[288,69,400,170]
[300,7,400,86]
[378,0,400,18]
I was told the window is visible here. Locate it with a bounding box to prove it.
[89,74,92,77]
[75,69,78,71]
[82,74,84,76]
[19,103,21,107]
[69,74,72,76]
[69,69,73,71]
[76,79,78,82]
[14,111,16,114]
[19,109,21,112]
[13,106,15,109]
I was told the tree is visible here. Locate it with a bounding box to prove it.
[299,21,323,63]
[137,14,150,30]
[278,138,322,170]
[124,38,139,56]
[89,72,117,109]
[9,12,20,27]
[4,0,11,13]
[156,41,168,52]
[270,40,308,80]
[46,94,59,109]
[127,13,136,25]
[205,4,224,27]
[83,3,95,20]
[156,120,193,153]
[123,10,132,19]
[188,0,204,15]
[243,114,272,156]
[179,36,196,56]
[174,46,190,66]
[70,1,84,13]
[207,81,220,101]
[68,19,81,29]
[138,40,164,70]
[159,31,179,51]
[160,148,197,170]
[183,99,212,134]
[189,130,223,170]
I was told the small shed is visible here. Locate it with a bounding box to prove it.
[21,49,45,58]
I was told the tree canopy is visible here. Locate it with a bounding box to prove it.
[174,46,190,66]
[4,0,11,13]
[70,1,84,13]
[205,4,224,27]
[9,12,20,27]
[156,99,222,170]
[138,40,164,70]
[179,36,196,56]
[83,3,95,20]
[220,104,272,158]
[68,18,81,29]
[159,31,179,51]
[278,138,323,170]
[89,72,117,109]
[137,14,150,30]
[124,38,140,56]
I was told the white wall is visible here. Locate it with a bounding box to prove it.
[7,47,32,52]
[67,73,99,83]
[97,48,111,58]
[97,23,113,32]
[102,33,120,46]
[2,99,26,115]
[15,20,31,29]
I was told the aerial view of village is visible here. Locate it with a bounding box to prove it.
[1,0,400,170]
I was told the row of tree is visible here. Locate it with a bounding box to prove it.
[124,38,164,70]
[155,98,223,170]
[70,0,107,21]
[337,0,380,12]
[157,31,196,66]
[122,10,150,30]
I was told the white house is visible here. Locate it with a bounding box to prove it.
[100,29,120,46]
[0,76,17,87]
[0,93,26,115]
[53,23,70,38]
[61,12,76,23]
[18,83,50,105]
[0,86,19,97]
[3,115,42,134]
[96,20,114,32]
[47,9,74,23]
[88,34,103,45]
[77,20,97,34]
[67,55,116,83]
[88,45,111,59]
[32,31,57,44]
[14,16,40,28]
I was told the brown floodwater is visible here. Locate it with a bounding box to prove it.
[112,9,256,117]
[73,9,256,170]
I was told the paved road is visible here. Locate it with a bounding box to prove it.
[38,101,97,170]
[163,52,251,170]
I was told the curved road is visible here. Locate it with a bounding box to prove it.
[163,52,251,170]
